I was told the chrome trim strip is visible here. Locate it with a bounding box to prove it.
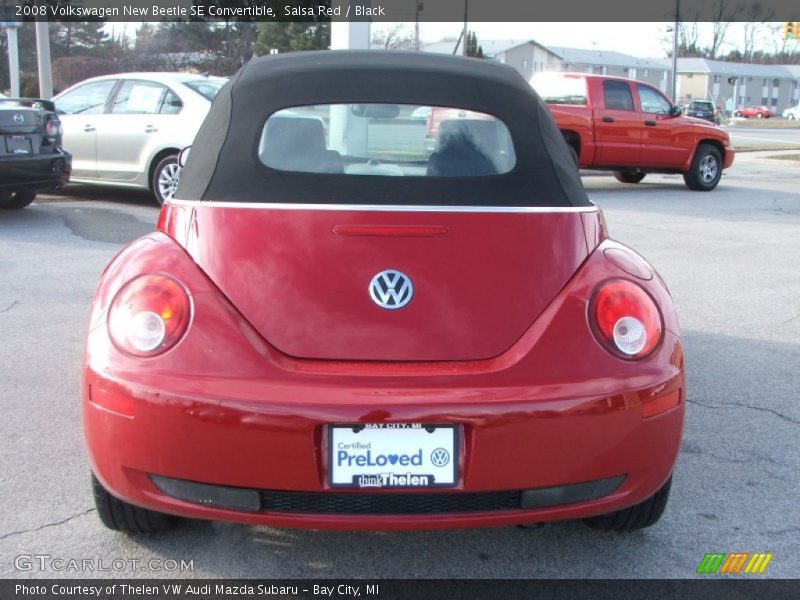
[167,199,599,213]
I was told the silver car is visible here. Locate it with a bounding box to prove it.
[54,73,226,204]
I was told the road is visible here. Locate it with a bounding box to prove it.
[726,125,800,149]
[0,156,798,579]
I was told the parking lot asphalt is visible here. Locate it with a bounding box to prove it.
[1,157,798,579]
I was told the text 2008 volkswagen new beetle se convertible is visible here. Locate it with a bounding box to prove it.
[84,52,684,534]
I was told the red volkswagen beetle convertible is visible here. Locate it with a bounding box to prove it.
[84,52,684,534]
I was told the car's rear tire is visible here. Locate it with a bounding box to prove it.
[0,192,36,210]
[92,474,178,533]
[151,154,180,206]
[683,143,723,191]
[734,111,742,117]
[613,170,646,184]
[583,476,672,531]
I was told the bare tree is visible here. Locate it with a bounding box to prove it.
[708,1,733,59]
[372,24,415,51]
[679,21,703,57]
[740,4,773,61]
[765,23,800,62]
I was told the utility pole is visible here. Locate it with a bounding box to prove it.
[670,0,680,103]
[414,1,421,51]
[462,0,468,56]
[35,20,53,99]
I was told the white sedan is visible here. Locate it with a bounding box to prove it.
[54,73,226,204]
[782,104,800,120]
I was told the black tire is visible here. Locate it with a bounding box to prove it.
[92,473,178,533]
[0,192,36,210]
[151,154,180,206]
[583,476,672,531]
[613,170,646,184]
[734,111,742,117]
[683,143,723,191]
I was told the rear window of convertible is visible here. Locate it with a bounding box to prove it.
[258,104,516,177]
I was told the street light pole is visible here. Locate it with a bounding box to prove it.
[671,0,680,103]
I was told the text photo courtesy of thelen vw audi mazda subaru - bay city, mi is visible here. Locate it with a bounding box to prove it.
[1,0,799,595]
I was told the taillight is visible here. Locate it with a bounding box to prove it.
[589,279,662,360]
[107,274,191,357]
[45,118,62,139]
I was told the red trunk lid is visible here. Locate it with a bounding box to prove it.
[177,206,590,362]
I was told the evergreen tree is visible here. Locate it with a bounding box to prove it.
[70,22,112,54]
[465,31,484,58]
[253,22,330,55]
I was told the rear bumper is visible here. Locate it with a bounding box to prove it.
[84,233,684,530]
[0,150,71,193]
[84,354,684,530]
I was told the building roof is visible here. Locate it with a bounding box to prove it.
[548,46,670,70]
[419,39,800,81]
[676,58,798,79]
[422,39,531,58]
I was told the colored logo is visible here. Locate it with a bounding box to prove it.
[337,449,422,467]
[369,269,413,310]
[696,552,773,574]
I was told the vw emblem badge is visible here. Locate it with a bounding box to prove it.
[369,269,413,310]
[430,448,450,467]
[13,114,24,124]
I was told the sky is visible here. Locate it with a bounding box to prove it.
[373,22,787,58]
[108,22,791,60]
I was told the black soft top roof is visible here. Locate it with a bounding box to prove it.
[176,51,590,207]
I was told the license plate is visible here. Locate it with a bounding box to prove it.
[328,424,458,488]
[5,136,32,155]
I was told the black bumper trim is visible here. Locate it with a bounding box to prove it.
[149,474,626,516]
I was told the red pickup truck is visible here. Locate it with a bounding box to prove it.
[530,72,735,191]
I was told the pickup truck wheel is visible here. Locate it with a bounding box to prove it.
[684,143,722,191]
[92,474,177,533]
[0,192,37,210]
[613,170,646,184]
[583,476,672,531]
